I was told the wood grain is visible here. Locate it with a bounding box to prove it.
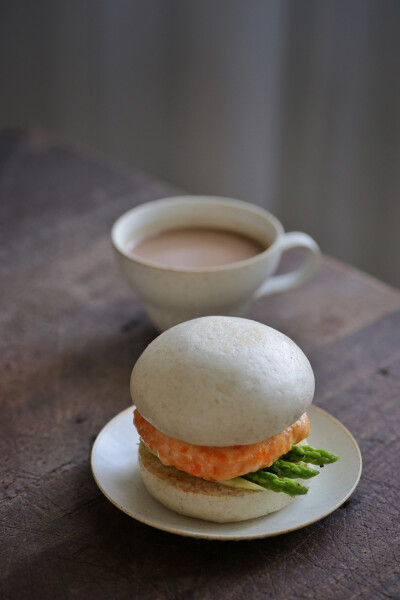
[1,129,399,600]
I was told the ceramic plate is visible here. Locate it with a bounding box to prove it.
[91,405,362,540]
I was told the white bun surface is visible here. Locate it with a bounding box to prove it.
[131,316,314,446]
[138,445,307,523]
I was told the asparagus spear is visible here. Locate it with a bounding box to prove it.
[266,459,319,479]
[282,445,339,465]
[243,471,309,497]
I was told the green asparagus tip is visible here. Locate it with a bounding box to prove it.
[282,445,339,465]
[266,459,319,479]
[244,470,308,497]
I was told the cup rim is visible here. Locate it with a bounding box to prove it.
[111,196,284,273]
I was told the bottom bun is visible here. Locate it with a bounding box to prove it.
[138,445,310,523]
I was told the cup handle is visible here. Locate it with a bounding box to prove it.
[254,231,320,299]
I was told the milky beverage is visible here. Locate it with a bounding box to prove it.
[128,227,267,268]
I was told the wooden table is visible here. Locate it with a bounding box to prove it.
[1,130,399,600]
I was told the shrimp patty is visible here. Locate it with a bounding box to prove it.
[134,409,310,482]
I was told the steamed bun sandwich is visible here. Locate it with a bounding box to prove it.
[131,317,338,523]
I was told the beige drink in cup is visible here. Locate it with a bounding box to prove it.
[111,196,320,331]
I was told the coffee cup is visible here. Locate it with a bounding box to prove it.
[111,196,320,331]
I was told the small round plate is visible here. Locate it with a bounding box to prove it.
[91,405,362,540]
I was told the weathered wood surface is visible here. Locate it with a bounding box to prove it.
[1,130,399,600]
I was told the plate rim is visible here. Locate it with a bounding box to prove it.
[91,404,362,540]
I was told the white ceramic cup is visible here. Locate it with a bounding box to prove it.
[111,196,320,331]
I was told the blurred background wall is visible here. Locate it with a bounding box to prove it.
[1,0,399,286]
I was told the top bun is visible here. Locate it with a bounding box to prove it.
[130,316,314,446]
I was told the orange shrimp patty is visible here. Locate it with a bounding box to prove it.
[134,409,310,482]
